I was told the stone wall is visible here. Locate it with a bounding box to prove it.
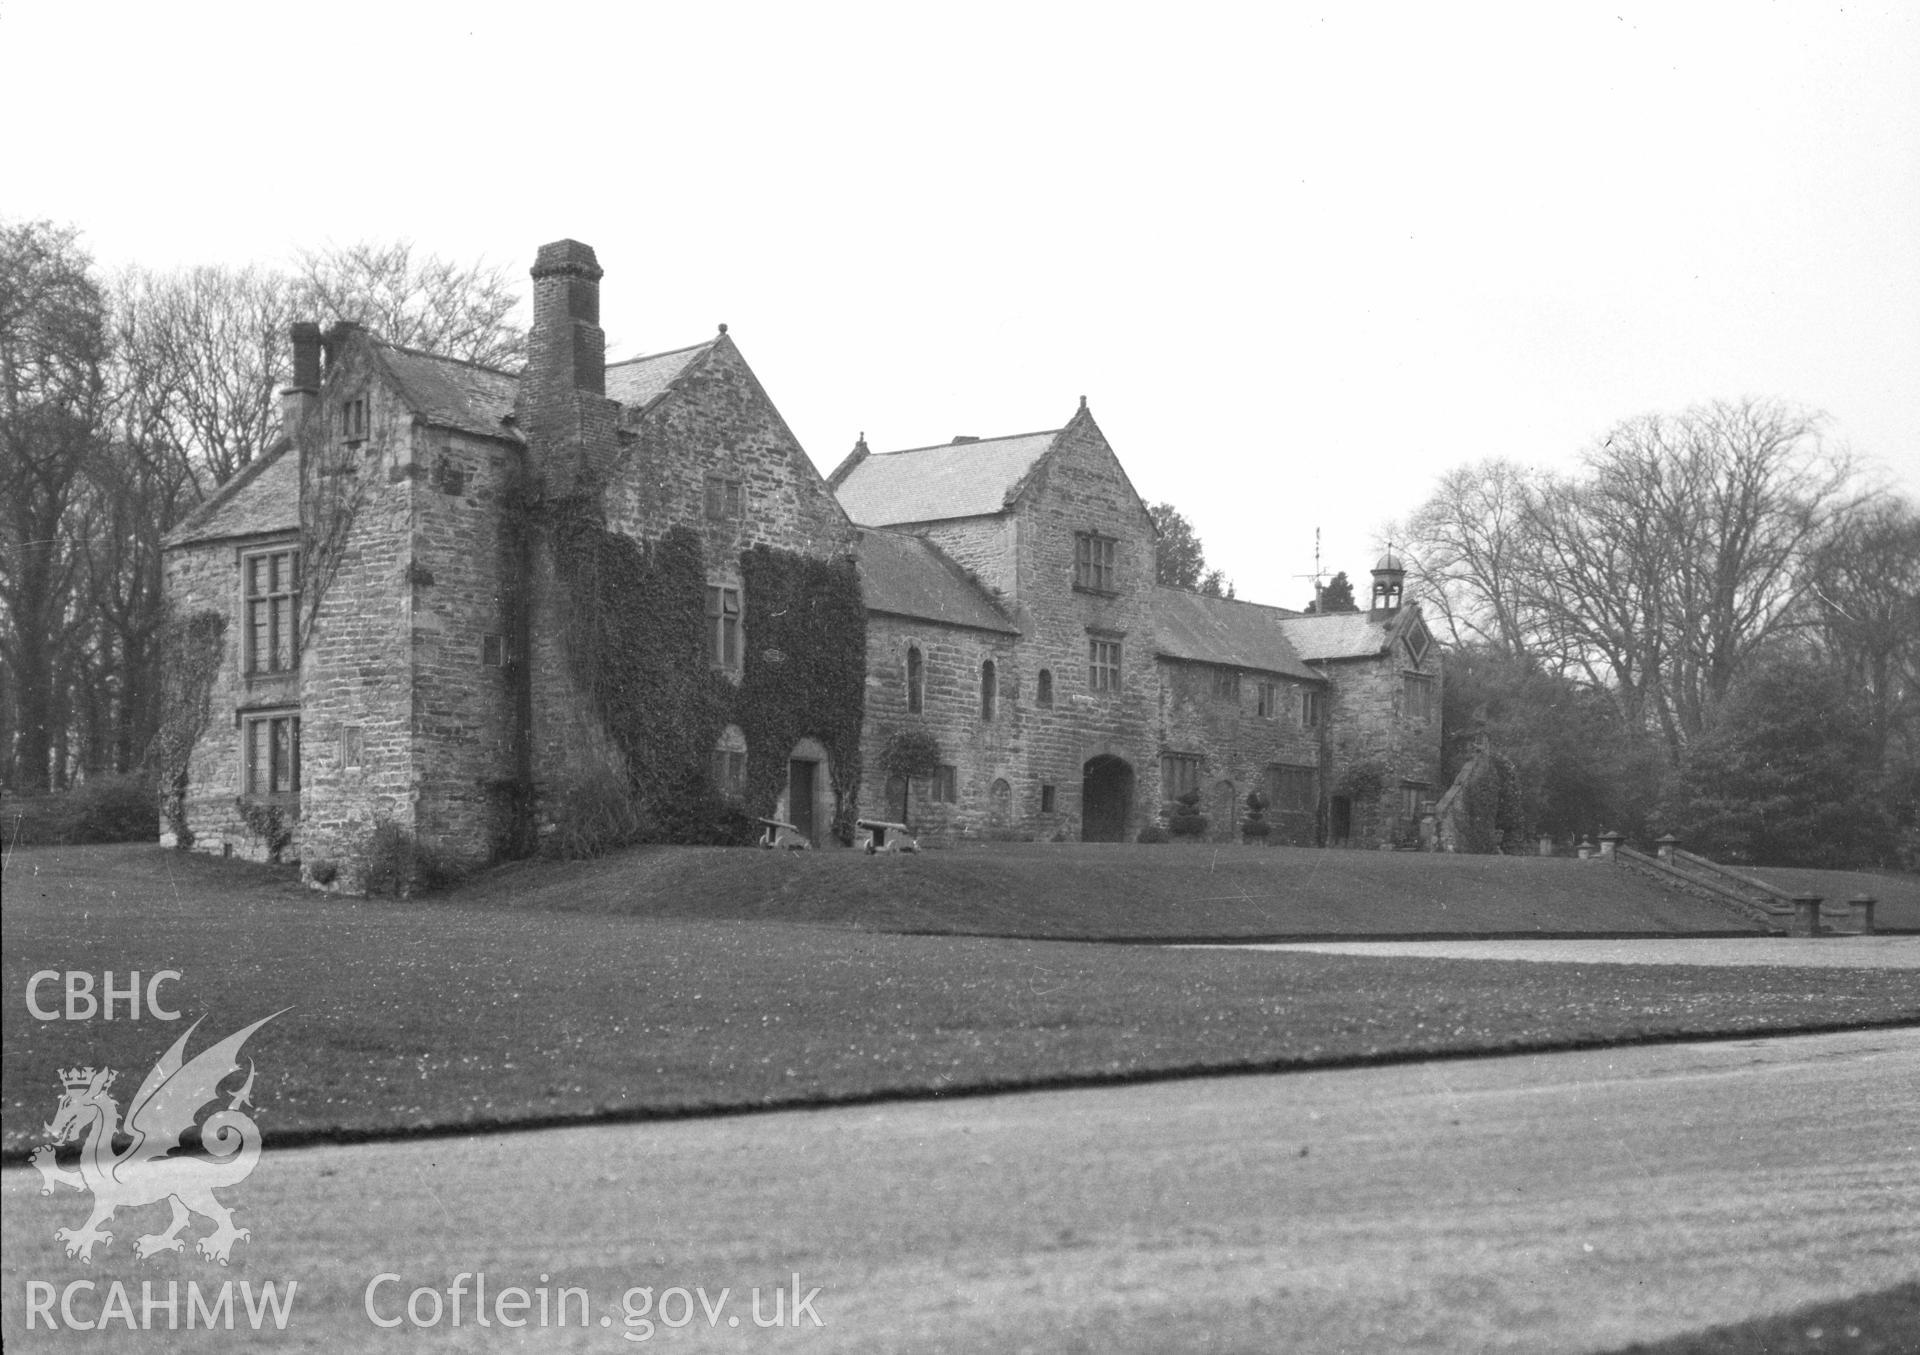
[1321,625,1444,846]
[296,350,430,885]
[398,425,520,864]
[858,613,1022,842]
[1153,659,1328,844]
[1005,411,1161,840]
[162,530,296,860]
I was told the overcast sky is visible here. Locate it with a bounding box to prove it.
[6,1,1916,606]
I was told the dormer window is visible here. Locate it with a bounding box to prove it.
[1074,532,1117,593]
[342,394,369,444]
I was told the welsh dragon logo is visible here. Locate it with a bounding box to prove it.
[31,1012,285,1265]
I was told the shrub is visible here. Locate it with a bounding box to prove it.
[1136,824,1170,844]
[362,821,455,897]
[308,859,339,886]
[543,765,653,859]
[71,774,157,842]
[1,776,155,846]
[1242,788,1271,842]
[235,799,296,863]
[1169,788,1209,839]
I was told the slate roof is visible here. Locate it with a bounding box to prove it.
[379,346,521,441]
[1275,610,1395,661]
[1151,588,1322,681]
[835,430,1059,526]
[606,340,715,411]
[164,438,301,547]
[855,528,1018,634]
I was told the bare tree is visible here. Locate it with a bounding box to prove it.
[294,240,524,369]
[114,263,293,488]
[1397,458,1541,653]
[0,220,109,788]
[1804,496,1920,773]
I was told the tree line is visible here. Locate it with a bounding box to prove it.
[0,220,524,792]
[1397,399,1918,868]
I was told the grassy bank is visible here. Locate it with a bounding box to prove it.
[5,845,1915,1158]
[451,839,1838,937]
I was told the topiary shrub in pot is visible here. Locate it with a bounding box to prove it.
[1242,788,1271,843]
[1169,788,1209,840]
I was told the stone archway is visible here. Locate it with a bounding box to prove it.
[1210,780,1237,843]
[1080,755,1134,843]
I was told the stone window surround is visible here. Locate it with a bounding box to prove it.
[1402,672,1436,723]
[906,645,925,713]
[1268,762,1316,815]
[712,724,748,799]
[1301,687,1325,727]
[1088,632,1122,693]
[704,473,744,521]
[242,708,300,798]
[706,582,742,673]
[341,390,370,445]
[239,542,300,679]
[1161,751,1203,801]
[1256,679,1280,718]
[1073,531,1118,594]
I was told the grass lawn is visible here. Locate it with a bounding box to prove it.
[5,845,1915,1159]
[451,838,1820,937]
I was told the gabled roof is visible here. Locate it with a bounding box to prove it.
[378,346,521,442]
[1276,609,1400,661]
[835,430,1059,526]
[1152,588,1321,681]
[855,528,1018,634]
[164,438,301,548]
[606,340,717,412]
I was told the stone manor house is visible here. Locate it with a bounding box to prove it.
[161,240,1442,885]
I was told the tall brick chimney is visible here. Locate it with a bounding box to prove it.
[518,240,616,495]
[528,239,605,395]
[280,321,323,436]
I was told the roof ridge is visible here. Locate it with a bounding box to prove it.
[874,427,1063,457]
[1155,584,1303,618]
[379,340,523,379]
[606,338,717,369]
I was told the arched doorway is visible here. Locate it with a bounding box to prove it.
[1330,795,1352,847]
[780,737,835,846]
[1081,755,1133,842]
[1210,780,1237,843]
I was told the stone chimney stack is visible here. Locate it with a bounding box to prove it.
[528,239,605,396]
[281,321,323,436]
[517,240,617,495]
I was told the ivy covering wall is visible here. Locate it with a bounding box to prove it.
[151,608,227,847]
[550,519,867,845]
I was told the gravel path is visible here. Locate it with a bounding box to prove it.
[1190,935,1920,967]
